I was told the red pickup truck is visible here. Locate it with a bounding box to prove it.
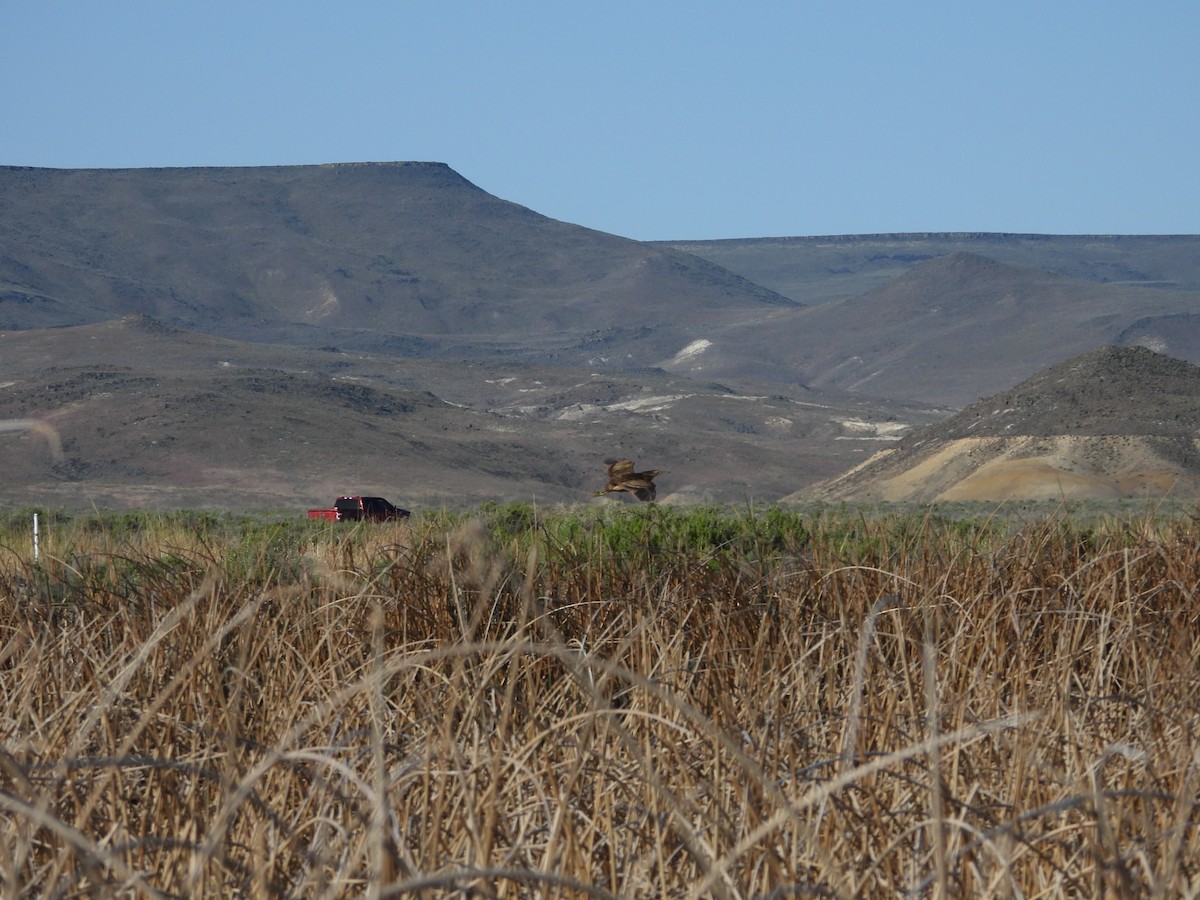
[307,496,411,522]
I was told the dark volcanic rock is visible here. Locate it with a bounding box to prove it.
[931,345,1200,439]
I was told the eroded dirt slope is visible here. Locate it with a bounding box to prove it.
[797,346,1200,503]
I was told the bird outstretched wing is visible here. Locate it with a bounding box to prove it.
[605,459,635,480]
[629,482,657,502]
[597,458,662,501]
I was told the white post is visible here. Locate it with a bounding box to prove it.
[33,512,39,564]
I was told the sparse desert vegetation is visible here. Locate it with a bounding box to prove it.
[2,502,1199,897]
[8,164,1200,508]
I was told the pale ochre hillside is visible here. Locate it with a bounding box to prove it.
[797,347,1200,503]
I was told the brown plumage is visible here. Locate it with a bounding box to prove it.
[593,458,661,502]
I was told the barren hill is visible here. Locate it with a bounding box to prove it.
[0,163,794,366]
[1,317,934,510]
[799,346,1200,503]
[665,233,1200,303]
[5,162,1200,510]
[687,253,1200,407]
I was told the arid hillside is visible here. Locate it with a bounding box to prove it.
[0,317,935,510]
[664,232,1200,302]
[801,346,1200,503]
[687,253,1200,407]
[4,162,1200,509]
[0,163,793,369]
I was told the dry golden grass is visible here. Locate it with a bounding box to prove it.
[1,506,1199,897]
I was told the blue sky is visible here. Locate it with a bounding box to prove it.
[4,1,1198,240]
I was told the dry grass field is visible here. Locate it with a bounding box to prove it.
[2,502,1199,897]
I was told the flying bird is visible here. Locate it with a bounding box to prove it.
[594,458,661,502]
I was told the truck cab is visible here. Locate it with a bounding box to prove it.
[333,496,410,522]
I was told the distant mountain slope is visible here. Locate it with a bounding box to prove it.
[682,253,1200,407]
[6,162,1200,510]
[664,233,1200,304]
[797,346,1200,503]
[0,163,795,364]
